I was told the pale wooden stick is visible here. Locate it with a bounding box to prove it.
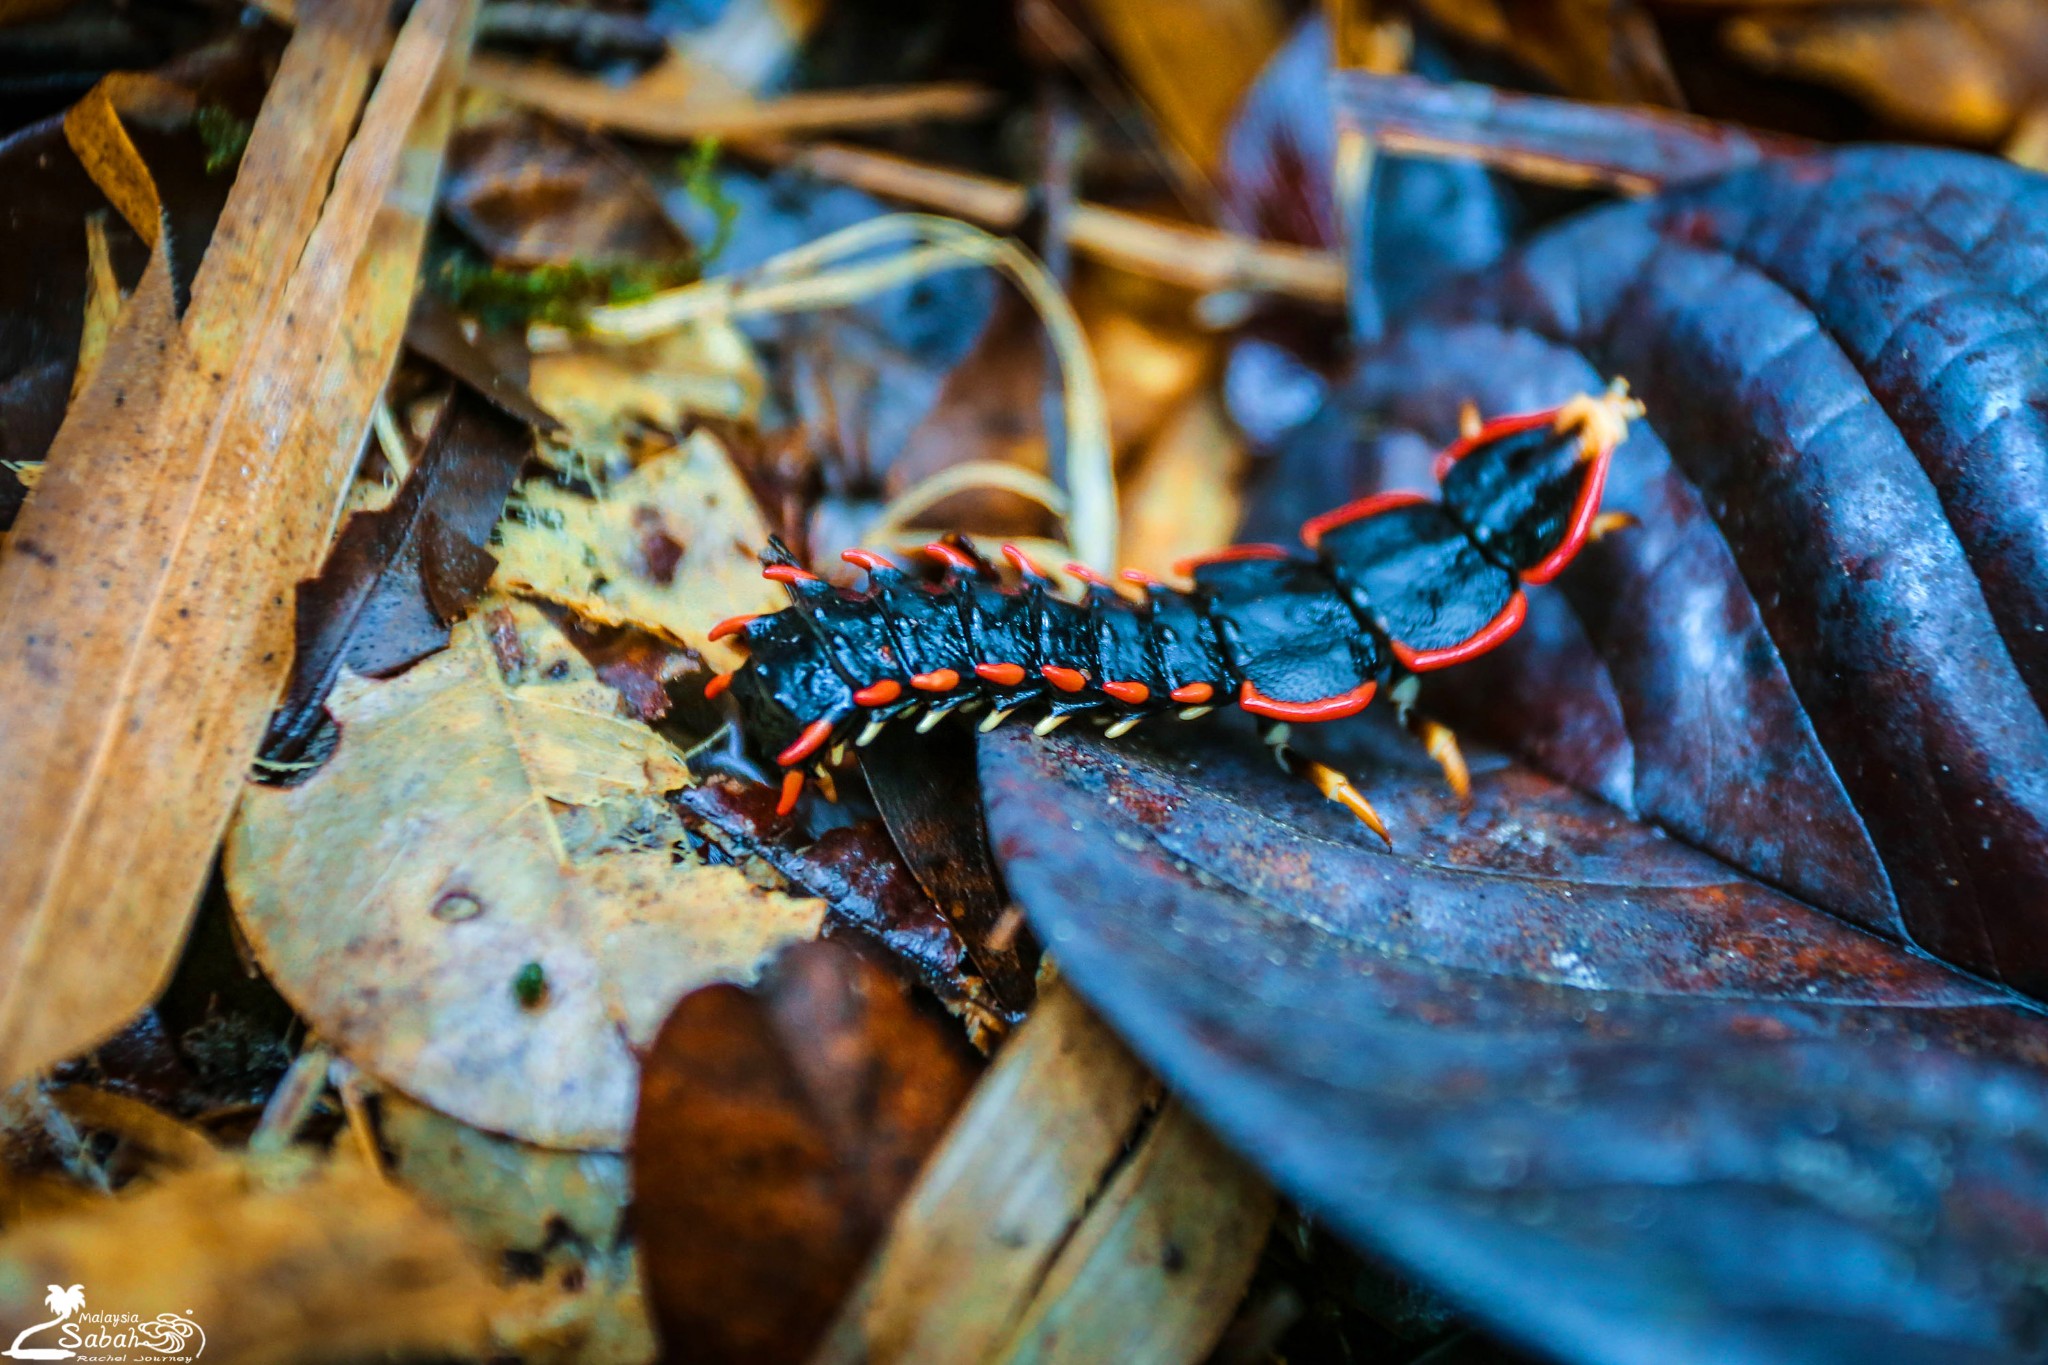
[467,53,995,141]
[811,983,1273,1365]
[756,141,1347,304]
[0,0,477,1085]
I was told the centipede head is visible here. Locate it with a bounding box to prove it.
[1437,380,1643,584]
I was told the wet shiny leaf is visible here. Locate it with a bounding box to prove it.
[1249,146,2048,997]
[982,715,2048,1365]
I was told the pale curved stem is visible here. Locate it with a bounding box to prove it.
[586,213,1116,570]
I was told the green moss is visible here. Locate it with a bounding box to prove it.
[678,138,739,267]
[429,244,700,332]
[194,105,252,176]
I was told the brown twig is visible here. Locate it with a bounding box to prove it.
[466,53,996,142]
[747,140,1347,304]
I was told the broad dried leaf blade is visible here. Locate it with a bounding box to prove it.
[228,606,821,1148]
[981,716,2048,1365]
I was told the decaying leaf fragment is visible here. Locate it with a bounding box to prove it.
[380,1090,656,1365]
[493,428,783,671]
[0,1152,494,1365]
[263,386,532,760]
[633,938,980,1365]
[227,604,823,1148]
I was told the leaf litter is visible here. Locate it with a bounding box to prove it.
[228,600,824,1149]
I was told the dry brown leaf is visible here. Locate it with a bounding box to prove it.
[0,1152,493,1365]
[444,107,692,268]
[814,981,1274,1365]
[0,0,472,1086]
[227,604,822,1148]
[381,1089,657,1364]
[634,939,981,1365]
[1723,0,2048,143]
[1080,0,1288,176]
[494,429,784,672]
[1413,0,1684,105]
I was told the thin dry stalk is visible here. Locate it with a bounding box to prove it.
[753,141,1347,304]
[587,213,1119,569]
[468,53,995,141]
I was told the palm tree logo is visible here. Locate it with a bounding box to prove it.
[4,1284,83,1360]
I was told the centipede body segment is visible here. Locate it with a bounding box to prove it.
[712,383,1644,833]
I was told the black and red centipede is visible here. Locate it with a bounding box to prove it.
[705,382,1644,843]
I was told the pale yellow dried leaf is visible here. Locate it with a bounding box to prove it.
[228,605,819,1149]
[817,985,1271,1364]
[529,323,763,457]
[381,1090,656,1365]
[0,1153,494,1365]
[493,429,785,670]
[69,214,121,402]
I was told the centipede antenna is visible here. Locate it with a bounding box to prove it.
[1104,714,1142,739]
[1554,378,1644,460]
[1033,712,1071,736]
[980,706,1016,733]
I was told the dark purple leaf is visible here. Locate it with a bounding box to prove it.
[1328,70,1810,195]
[1222,17,1514,335]
[982,716,2048,1365]
[1247,146,2048,998]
